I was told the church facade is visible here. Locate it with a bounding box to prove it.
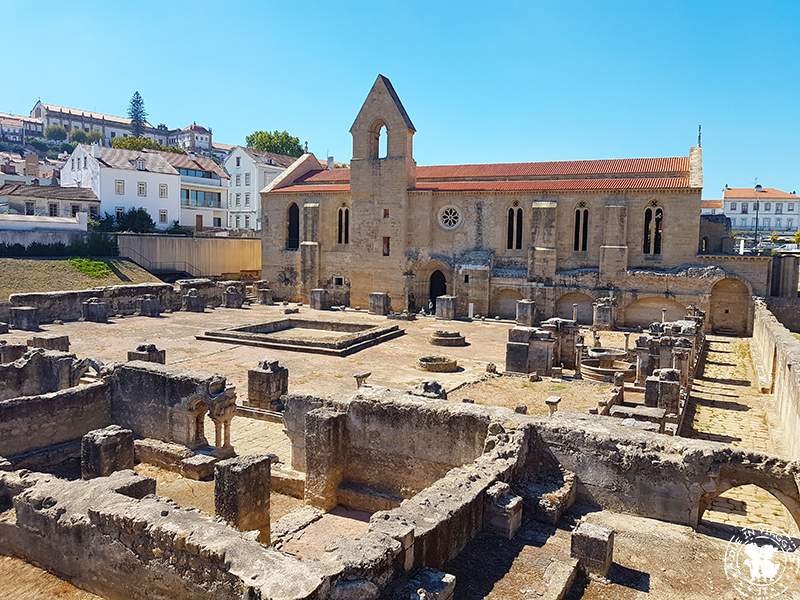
[261,75,775,335]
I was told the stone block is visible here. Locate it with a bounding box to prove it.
[0,322,8,334]
[309,288,330,310]
[222,285,244,309]
[571,521,614,577]
[81,298,108,323]
[368,291,391,315]
[182,288,205,312]
[388,568,456,600]
[247,360,289,410]
[515,299,536,327]
[135,294,161,317]
[304,407,346,510]
[505,341,530,374]
[508,326,536,343]
[10,306,39,331]
[435,295,457,320]
[27,334,70,352]
[257,287,273,305]
[609,405,666,432]
[180,453,218,481]
[485,481,523,539]
[214,453,272,542]
[127,343,166,364]
[81,425,135,479]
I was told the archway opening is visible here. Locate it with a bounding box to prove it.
[491,289,523,319]
[555,292,593,324]
[429,270,447,311]
[699,483,800,538]
[378,124,388,159]
[710,278,750,335]
[623,296,686,328]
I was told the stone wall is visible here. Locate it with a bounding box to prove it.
[751,300,800,460]
[0,381,111,456]
[766,297,800,333]
[0,350,80,401]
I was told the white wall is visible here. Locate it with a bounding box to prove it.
[224,147,285,230]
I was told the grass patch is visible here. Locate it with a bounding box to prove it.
[68,258,113,279]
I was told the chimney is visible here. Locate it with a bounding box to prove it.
[327,156,334,170]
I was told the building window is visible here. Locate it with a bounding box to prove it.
[235,193,241,206]
[573,203,589,252]
[383,208,389,219]
[775,218,782,229]
[333,276,345,286]
[235,156,241,167]
[136,158,146,170]
[382,236,391,256]
[25,202,34,215]
[213,217,222,227]
[115,180,125,195]
[439,206,461,230]
[235,174,241,186]
[235,215,241,228]
[287,203,300,250]
[787,218,794,229]
[71,158,75,169]
[464,274,470,284]
[244,192,250,206]
[643,205,663,255]
[244,173,250,186]
[83,156,87,169]
[115,207,124,221]
[506,205,523,249]
[741,203,748,214]
[159,209,168,224]
[244,215,250,228]
[48,202,58,217]
[159,184,168,198]
[776,203,783,214]
[71,204,80,217]
[763,217,771,227]
[752,202,758,211]
[337,206,350,244]
[788,203,795,212]
[89,205,99,218]
[729,202,737,211]
[764,202,771,211]
[137,182,147,197]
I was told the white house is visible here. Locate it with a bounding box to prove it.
[223,147,299,230]
[160,150,230,230]
[61,145,180,230]
[700,199,723,215]
[723,185,799,236]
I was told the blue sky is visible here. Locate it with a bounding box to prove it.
[2,1,798,198]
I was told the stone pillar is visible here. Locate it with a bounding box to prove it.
[435,295,457,320]
[572,303,578,322]
[135,294,161,317]
[634,342,651,386]
[222,285,244,309]
[644,368,681,415]
[257,287,274,305]
[182,288,205,312]
[571,522,615,578]
[484,482,523,539]
[127,343,166,363]
[80,425,134,479]
[10,306,39,331]
[304,407,347,511]
[592,297,617,331]
[661,308,667,323]
[309,288,330,310]
[574,342,584,379]
[0,341,27,363]
[208,402,236,458]
[214,454,272,543]
[515,299,536,327]
[545,395,562,416]
[613,372,625,402]
[672,349,690,390]
[246,360,289,411]
[369,292,391,316]
[27,334,70,352]
[81,298,108,323]
[623,333,631,353]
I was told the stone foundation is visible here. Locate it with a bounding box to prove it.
[80,425,135,479]
[214,453,273,543]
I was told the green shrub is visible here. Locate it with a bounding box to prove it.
[68,257,113,278]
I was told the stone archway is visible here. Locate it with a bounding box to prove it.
[491,288,523,319]
[555,292,593,324]
[429,270,447,311]
[623,297,686,329]
[710,278,750,335]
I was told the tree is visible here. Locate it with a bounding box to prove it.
[111,136,186,154]
[44,125,67,141]
[70,129,89,143]
[87,130,103,144]
[128,91,147,137]
[29,139,48,153]
[769,231,779,243]
[794,229,800,245]
[245,130,304,157]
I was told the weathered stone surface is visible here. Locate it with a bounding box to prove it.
[135,294,161,317]
[0,322,8,334]
[127,343,166,364]
[485,481,523,539]
[515,299,536,327]
[81,297,108,323]
[214,453,272,542]
[309,288,330,310]
[10,306,39,331]
[571,521,614,577]
[81,425,134,479]
[182,288,205,313]
[222,285,244,309]
[26,334,70,352]
[246,360,288,410]
[435,295,457,320]
[369,291,391,316]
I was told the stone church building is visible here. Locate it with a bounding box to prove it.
[261,75,780,335]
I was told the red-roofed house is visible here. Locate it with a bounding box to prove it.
[722,186,799,235]
[259,75,772,335]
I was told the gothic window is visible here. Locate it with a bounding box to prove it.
[337,206,350,244]
[439,206,462,230]
[369,120,389,159]
[573,203,589,252]
[643,205,663,255]
[506,205,523,249]
[287,202,300,250]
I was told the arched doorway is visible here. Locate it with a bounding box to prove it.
[491,289,523,319]
[429,270,447,311]
[699,484,800,534]
[710,278,750,335]
[623,297,686,328]
[555,292,593,324]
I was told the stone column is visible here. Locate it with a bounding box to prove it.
[661,308,667,323]
[309,288,330,310]
[369,292,391,315]
[572,303,578,322]
[672,349,690,389]
[623,333,631,353]
[214,454,272,543]
[515,299,536,327]
[304,407,347,511]
[435,295,457,320]
[208,403,236,458]
[574,342,584,380]
[635,344,651,386]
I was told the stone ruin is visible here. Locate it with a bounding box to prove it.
[182,288,205,312]
[81,297,108,323]
[241,359,289,416]
[135,294,161,317]
[369,291,391,315]
[428,330,467,346]
[222,285,244,309]
[505,316,579,376]
[127,343,166,364]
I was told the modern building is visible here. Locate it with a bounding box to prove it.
[723,185,799,236]
[700,199,723,215]
[261,74,773,336]
[61,145,181,230]
[0,183,98,218]
[160,150,230,231]
[223,147,298,230]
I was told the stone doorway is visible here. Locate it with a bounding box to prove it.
[429,270,447,311]
[710,278,750,335]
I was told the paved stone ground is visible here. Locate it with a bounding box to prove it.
[684,335,795,533]
[0,555,102,600]
[204,415,292,464]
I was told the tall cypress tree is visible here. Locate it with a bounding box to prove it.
[128,91,147,137]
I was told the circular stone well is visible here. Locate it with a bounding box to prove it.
[582,347,634,383]
[428,330,467,346]
[417,355,459,372]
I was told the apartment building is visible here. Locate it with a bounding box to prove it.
[723,185,799,235]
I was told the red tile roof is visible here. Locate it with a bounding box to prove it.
[723,187,798,200]
[701,199,723,209]
[274,156,693,193]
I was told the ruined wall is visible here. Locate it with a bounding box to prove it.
[766,297,800,332]
[0,350,78,401]
[0,381,111,456]
[751,300,800,460]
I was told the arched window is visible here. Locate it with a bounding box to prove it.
[573,203,589,252]
[337,206,350,244]
[506,205,523,250]
[287,203,299,250]
[643,205,663,255]
[369,121,389,159]
[700,236,709,253]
